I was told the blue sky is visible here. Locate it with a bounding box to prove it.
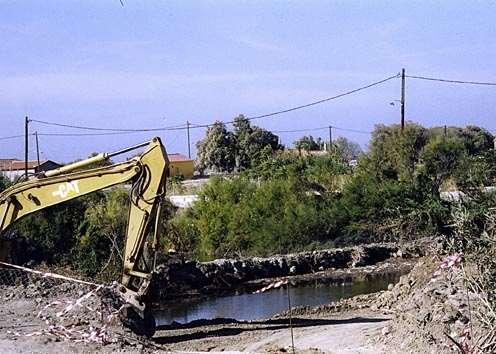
[1,0,496,162]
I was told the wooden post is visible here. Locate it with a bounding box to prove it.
[35,131,40,168]
[401,68,405,132]
[186,121,191,159]
[24,116,29,179]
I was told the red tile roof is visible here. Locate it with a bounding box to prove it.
[0,160,48,171]
[168,153,192,162]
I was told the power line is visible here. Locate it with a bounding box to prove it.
[30,119,189,132]
[245,73,400,121]
[37,131,148,137]
[406,74,496,86]
[333,126,372,134]
[0,134,29,141]
[29,73,400,133]
[189,74,400,129]
[0,123,372,143]
[273,126,328,133]
[273,125,371,135]
[8,72,496,143]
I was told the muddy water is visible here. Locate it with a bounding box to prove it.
[155,273,399,326]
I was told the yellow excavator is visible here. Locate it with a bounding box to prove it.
[0,137,169,336]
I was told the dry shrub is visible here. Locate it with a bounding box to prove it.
[448,203,496,352]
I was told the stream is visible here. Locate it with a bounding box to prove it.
[155,273,400,326]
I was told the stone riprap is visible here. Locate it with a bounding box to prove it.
[153,242,425,300]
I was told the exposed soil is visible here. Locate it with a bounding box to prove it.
[0,242,448,354]
[153,240,428,302]
[0,260,409,354]
[153,309,390,353]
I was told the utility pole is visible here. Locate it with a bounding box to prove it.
[24,116,29,179]
[401,68,406,132]
[35,131,40,167]
[328,125,333,152]
[186,120,191,159]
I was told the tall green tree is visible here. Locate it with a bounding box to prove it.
[458,125,494,155]
[196,115,281,173]
[233,115,281,170]
[294,135,321,151]
[196,121,235,173]
[368,123,428,181]
[416,136,466,195]
[334,137,363,161]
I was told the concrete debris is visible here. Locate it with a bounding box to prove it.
[374,256,480,353]
[253,279,289,294]
[154,241,428,300]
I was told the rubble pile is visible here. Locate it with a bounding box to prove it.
[5,283,120,342]
[375,255,479,353]
[0,278,161,351]
[155,242,426,300]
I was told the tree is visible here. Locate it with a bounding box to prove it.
[0,174,10,192]
[294,135,321,151]
[417,136,466,195]
[190,176,328,260]
[73,189,128,279]
[368,123,428,181]
[233,115,281,170]
[428,125,493,156]
[196,115,282,173]
[334,137,363,161]
[458,125,494,155]
[196,121,235,174]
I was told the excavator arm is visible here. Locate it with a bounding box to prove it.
[0,137,169,333]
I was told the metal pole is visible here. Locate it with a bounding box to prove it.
[401,68,405,132]
[24,116,29,179]
[35,131,40,168]
[187,120,191,159]
[287,282,295,354]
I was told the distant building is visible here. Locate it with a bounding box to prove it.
[0,159,61,181]
[168,153,194,179]
[168,194,199,208]
[287,148,328,157]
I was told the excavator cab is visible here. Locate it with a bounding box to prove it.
[0,137,169,337]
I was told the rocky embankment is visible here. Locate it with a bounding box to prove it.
[153,241,428,301]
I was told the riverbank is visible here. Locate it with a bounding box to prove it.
[153,239,428,302]
[0,258,420,354]
[0,239,436,353]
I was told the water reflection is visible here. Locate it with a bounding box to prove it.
[155,274,399,326]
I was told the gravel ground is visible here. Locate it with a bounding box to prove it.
[0,257,428,354]
[0,294,393,353]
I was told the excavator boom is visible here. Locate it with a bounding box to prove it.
[0,137,169,335]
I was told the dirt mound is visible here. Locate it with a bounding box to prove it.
[373,256,474,353]
[0,279,163,353]
[154,240,428,301]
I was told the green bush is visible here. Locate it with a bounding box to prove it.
[328,173,443,243]
[4,122,495,270]
[185,176,332,260]
[73,189,129,280]
[12,194,102,265]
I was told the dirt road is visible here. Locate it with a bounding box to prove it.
[0,293,392,354]
[153,309,390,353]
